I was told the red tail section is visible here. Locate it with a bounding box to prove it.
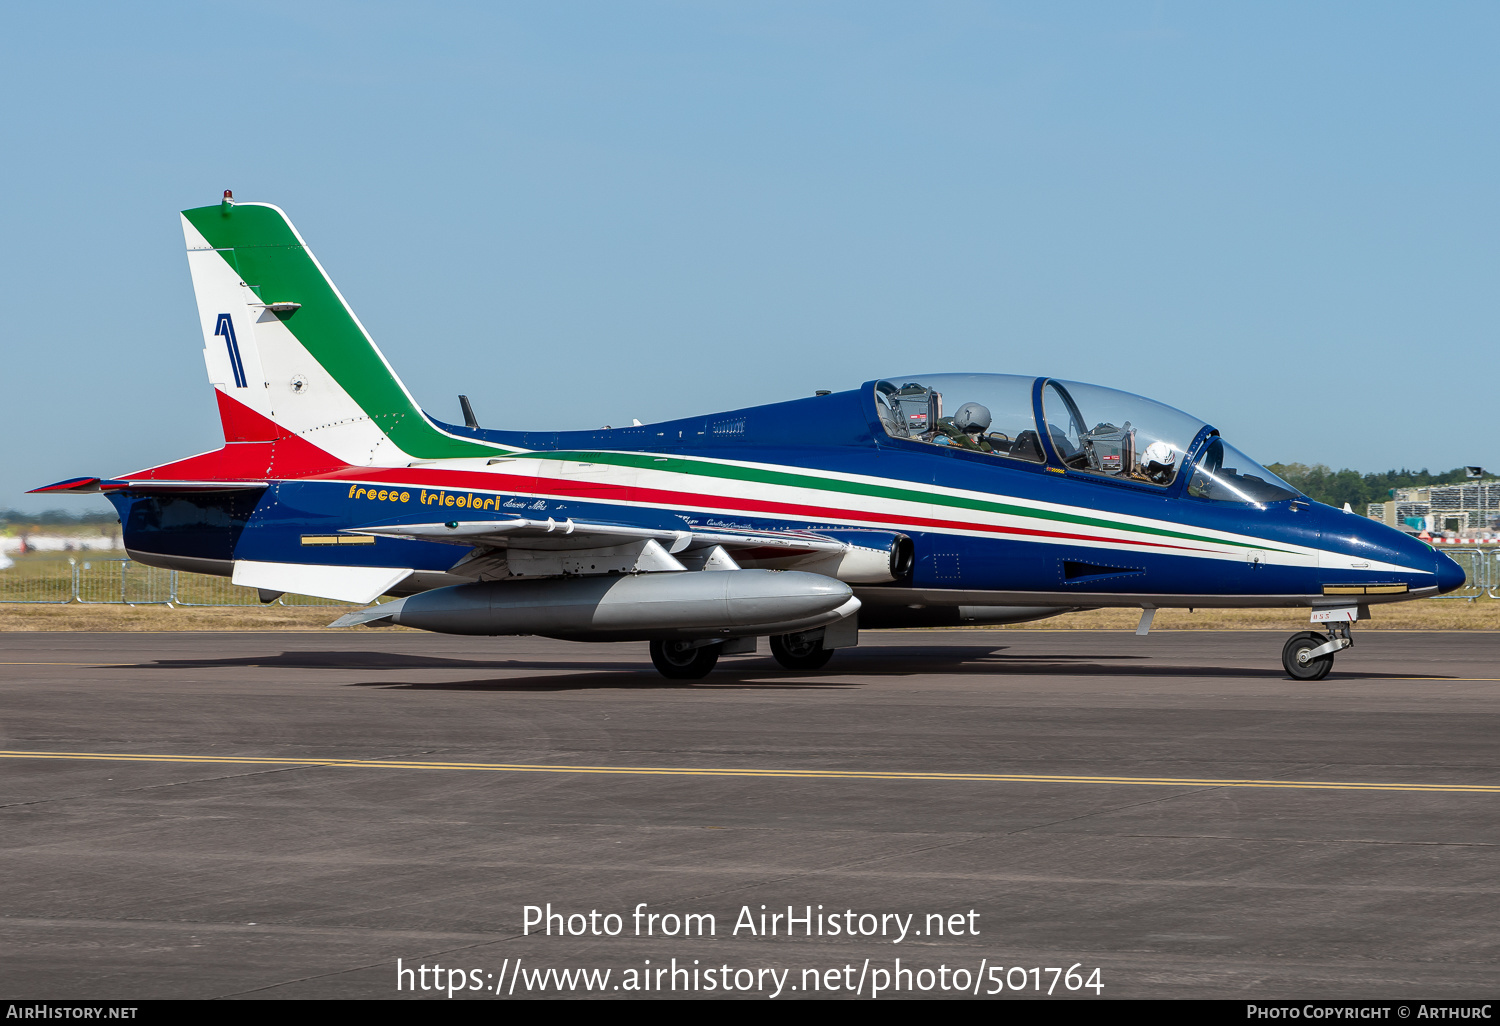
[217,389,290,443]
[117,393,350,483]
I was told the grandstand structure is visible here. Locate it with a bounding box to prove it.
[1368,479,1500,540]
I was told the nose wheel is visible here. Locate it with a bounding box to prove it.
[1281,623,1353,681]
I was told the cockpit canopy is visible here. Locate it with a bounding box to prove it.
[873,374,1300,504]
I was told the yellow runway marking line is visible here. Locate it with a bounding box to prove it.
[0,662,114,667]
[1386,677,1500,682]
[1,750,1497,794]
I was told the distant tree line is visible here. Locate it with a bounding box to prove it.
[1266,465,1475,511]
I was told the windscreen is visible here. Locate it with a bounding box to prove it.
[1186,438,1302,504]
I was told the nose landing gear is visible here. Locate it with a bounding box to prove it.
[1281,622,1354,681]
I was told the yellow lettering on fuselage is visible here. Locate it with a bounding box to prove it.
[347,487,486,509]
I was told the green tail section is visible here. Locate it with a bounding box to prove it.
[182,200,499,460]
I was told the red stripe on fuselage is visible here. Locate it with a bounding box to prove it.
[342,466,1210,554]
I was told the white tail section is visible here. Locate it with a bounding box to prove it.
[181,200,507,464]
[183,216,406,464]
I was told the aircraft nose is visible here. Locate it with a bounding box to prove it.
[1435,552,1468,595]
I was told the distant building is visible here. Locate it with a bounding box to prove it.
[1367,479,1500,537]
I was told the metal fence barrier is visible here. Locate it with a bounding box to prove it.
[0,558,356,607]
[1433,548,1500,600]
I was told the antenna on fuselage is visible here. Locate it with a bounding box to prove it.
[458,395,479,430]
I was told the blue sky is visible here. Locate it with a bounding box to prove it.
[2,1,1495,514]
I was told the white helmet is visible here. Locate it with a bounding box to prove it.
[1142,441,1176,472]
[953,402,992,434]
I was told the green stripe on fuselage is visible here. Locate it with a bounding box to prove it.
[529,450,1294,553]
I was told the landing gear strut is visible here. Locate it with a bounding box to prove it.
[649,639,720,680]
[1281,621,1353,681]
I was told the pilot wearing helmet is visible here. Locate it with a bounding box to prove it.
[1139,440,1178,485]
[935,402,998,453]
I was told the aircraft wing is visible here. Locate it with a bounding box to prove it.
[350,518,846,554]
[348,518,849,579]
[350,518,689,551]
[684,527,848,556]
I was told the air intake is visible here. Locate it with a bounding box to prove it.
[1061,560,1143,583]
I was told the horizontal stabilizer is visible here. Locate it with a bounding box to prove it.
[28,477,104,494]
[26,476,264,496]
[103,480,269,494]
[231,560,412,604]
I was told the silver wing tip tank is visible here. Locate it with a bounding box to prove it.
[332,570,860,679]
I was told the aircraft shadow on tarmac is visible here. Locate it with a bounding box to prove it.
[110,651,580,671]
[333,645,1018,690]
[112,646,1449,689]
[348,675,868,692]
[111,645,1024,673]
[346,647,1446,691]
[116,644,1117,672]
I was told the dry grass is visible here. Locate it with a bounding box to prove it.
[0,604,399,632]
[987,601,1500,632]
[1,599,1497,632]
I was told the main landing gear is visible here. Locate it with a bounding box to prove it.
[769,631,835,671]
[1281,621,1354,681]
[649,639,721,680]
[649,631,839,679]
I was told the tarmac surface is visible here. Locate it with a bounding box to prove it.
[1,628,1498,1000]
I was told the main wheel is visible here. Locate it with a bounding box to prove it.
[770,632,835,671]
[649,640,720,680]
[1282,631,1334,681]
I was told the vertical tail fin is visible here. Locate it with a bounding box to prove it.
[181,197,497,464]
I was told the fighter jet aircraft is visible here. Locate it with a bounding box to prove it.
[34,194,1467,680]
